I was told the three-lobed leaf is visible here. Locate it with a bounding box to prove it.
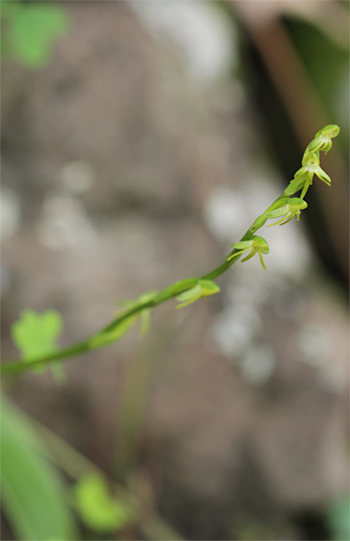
[12,310,62,360]
[9,3,70,68]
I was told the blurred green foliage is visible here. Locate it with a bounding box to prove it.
[1,1,70,68]
[326,496,350,541]
[12,309,63,361]
[284,16,349,150]
[1,399,77,540]
[73,473,136,533]
[11,309,65,379]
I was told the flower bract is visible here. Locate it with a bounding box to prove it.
[227,235,269,270]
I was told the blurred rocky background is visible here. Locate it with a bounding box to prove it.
[1,1,349,540]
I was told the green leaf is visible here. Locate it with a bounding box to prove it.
[9,3,70,68]
[73,473,135,533]
[1,0,22,20]
[12,309,62,362]
[0,398,77,541]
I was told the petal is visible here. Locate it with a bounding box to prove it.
[289,198,308,209]
[241,249,256,263]
[176,284,202,303]
[302,152,320,167]
[176,296,202,309]
[198,280,220,296]
[227,248,250,262]
[284,178,305,196]
[268,213,291,227]
[253,236,269,251]
[305,137,323,154]
[315,125,340,138]
[267,206,289,219]
[316,167,331,184]
[293,166,309,179]
[232,240,253,250]
[258,251,266,270]
[300,180,311,200]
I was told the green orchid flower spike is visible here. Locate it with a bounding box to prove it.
[176,279,220,309]
[227,235,269,270]
[267,197,308,227]
[303,124,340,157]
[1,124,340,376]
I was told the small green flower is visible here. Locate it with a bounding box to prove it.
[304,124,340,157]
[291,153,331,199]
[176,279,220,309]
[227,235,269,270]
[267,197,308,227]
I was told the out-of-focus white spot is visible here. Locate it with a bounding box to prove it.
[264,224,311,279]
[204,186,247,243]
[319,362,347,393]
[296,324,332,367]
[0,187,21,241]
[120,228,155,265]
[241,344,276,385]
[130,0,237,83]
[246,176,280,218]
[58,161,95,194]
[297,324,346,392]
[36,195,96,252]
[270,283,306,322]
[212,307,261,358]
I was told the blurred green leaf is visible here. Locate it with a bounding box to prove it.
[6,3,70,68]
[326,496,350,541]
[12,309,62,360]
[73,473,135,533]
[0,398,77,540]
[284,16,349,145]
[11,309,64,375]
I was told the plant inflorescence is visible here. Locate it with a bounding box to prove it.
[1,125,340,376]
